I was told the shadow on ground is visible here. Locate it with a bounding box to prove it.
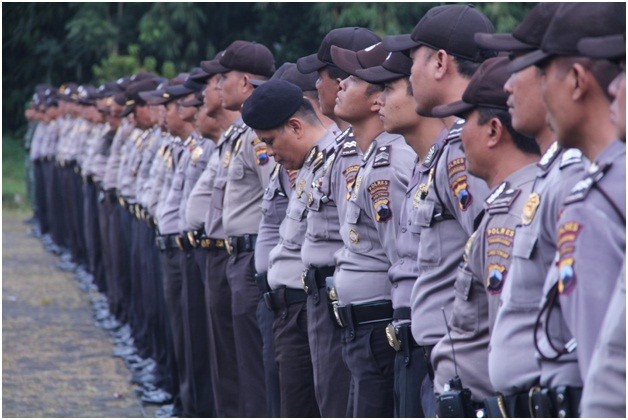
[2,210,159,417]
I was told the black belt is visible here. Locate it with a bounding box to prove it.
[175,232,194,252]
[484,392,532,418]
[529,385,582,418]
[183,230,226,251]
[264,286,308,312]
[302,266,335,297]
[255,272,271,294]
[155,234,179,251]
[334,300,393,328]
[226,234,257,255]
[393,306,411,320]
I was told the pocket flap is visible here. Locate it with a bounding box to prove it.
[512,230,537,259]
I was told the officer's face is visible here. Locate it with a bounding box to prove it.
[316,68,341,118]
[195,105,221,139]
[538,58,579,147]
[504,65,548,138]
[410,46,437,117]
[203,75,222,116]
[217,71,246,111]
[165,102,185,136]
[608,68,626,142]
[335,75,379,123]
[178,94,197,123]
[376,77,420,135]
[134,105,152,129]
[460,109,487,181]
[255,122,303,170]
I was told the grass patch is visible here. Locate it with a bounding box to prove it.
[3,133,30,210]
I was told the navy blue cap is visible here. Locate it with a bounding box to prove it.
[242,80,304,130]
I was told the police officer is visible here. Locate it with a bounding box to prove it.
[473,5,587,416]
[329,42,415,417]
[577,32,625,418]
[296,27,380,417]
[429,56,540,416]
[193,53,242,417]
[243,79,328,417]
[205,40,277,417]
[509,3,625,416]
[355,50,447,417]
[383,5,494,415]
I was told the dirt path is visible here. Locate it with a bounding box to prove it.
[2,210,151,417]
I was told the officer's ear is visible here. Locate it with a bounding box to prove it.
[434,49,450,81]
[286,117,303,137]
[486,116,504,148]
[571,62,592,101]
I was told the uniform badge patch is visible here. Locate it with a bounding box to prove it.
[486,263,507,295]
[451,175,473,211]
[349,228,360,244]
[296,179,306,198]
[486,227,515,248]
[255,144,270,166]
[521,192,541,225]
[557,221,583,295]
[447,157,466,179]
[343,165,360,201]
[191,146,204,164]
[368,180,392,222]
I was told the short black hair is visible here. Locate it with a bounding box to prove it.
[326,64,350,81]
[477,107,540,155]
[277,98,321,130]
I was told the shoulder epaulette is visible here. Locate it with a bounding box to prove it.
[422,143,439,169]
[312,150,325,173]
[486,181,521,214]
[341,138,358,157]
[304,146,318,167]
[362,141,377,164]
[445,119,465,143]
[335,127,352,145]
[559,148,583,169]
[564,162,610,205]
[537,141,561,172]
[372,145,391,168]
[270,163,281,180]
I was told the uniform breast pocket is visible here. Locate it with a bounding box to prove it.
[212,178,226,210]
[509,230,542,309]
[450,267,480,335]
[408,207,423,234]
[172,176,184,191]
[282,202,308,248]
[342,202,373,253]
[229,161,245,181]
[512,230,537,260]
[416,200,442,265]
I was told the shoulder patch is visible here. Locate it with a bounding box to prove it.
[486,263,507,295]
[563,164,608,205]
[450,175,473,211]
[255,144,270,166]
[556,221,583,295]
[368,180,392,222]
[372,145,391,168]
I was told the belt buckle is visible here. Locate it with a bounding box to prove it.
[385,323,401,351]
[200,238,211,249]
[333,303,344,327]
[215,239,225,249]
[118,196,125,208]
[225,238,234,255]
[301,270,309,294]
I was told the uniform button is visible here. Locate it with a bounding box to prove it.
[399,259,404,265]
[401,227,407,233]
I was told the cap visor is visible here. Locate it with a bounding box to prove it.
[508,49,551,73]
[179,98,203,107]
[330,46,361,76]
[296,53,326,74]
[249,79,267,88]
[167,84,195,97]
[431,101,474,119]
[474,33,533,52]
[201,59,230,75]
[382,34,419,53]
[354,66,404,84]
[578,35,626,60]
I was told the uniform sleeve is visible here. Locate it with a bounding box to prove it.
[439,141,490,235]
[556,203,625,380]
[361,156,412,265]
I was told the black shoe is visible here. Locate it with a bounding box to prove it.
[141,388,173,405]
[154,404,177,418]
[113,344,137,358]
[131,371,157,386]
